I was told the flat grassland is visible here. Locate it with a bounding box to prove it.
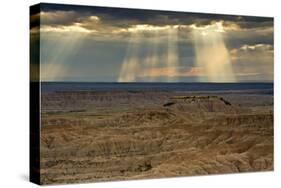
[40,90,273,184]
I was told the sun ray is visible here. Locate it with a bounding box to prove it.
[166,26,179,82]
[191,22,236,82]
[40,31,87,81]
[144,30,161,81]
[118,31,142,82]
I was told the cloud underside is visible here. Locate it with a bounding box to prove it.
[31,5,273,38]
[31,4,274,82]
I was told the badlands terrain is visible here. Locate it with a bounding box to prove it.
[40,89,273,184]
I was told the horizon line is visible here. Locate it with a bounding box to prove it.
[39,81,274,84]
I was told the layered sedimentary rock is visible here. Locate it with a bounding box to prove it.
[40,91,273,184]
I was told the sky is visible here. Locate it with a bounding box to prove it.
[30,3,274,82]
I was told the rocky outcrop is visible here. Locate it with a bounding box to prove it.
[163,95,239,113]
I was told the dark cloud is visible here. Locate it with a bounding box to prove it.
[225,30,273,50]
[36,3,273,30]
